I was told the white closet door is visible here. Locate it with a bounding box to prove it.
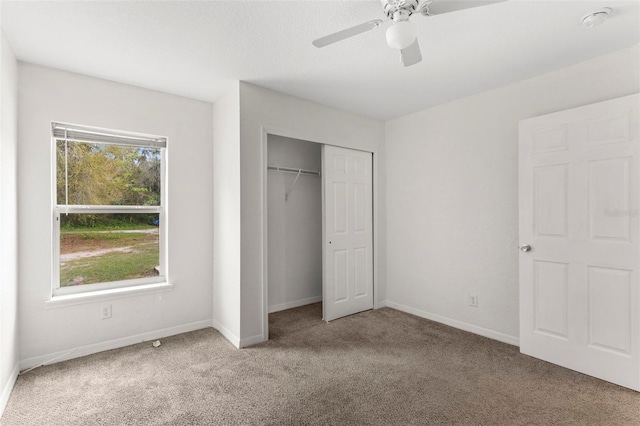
[519,94,640,390]
[323,145,373,321]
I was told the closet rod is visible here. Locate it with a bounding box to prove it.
[267,166,321,176]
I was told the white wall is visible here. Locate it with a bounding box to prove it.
[18,64,214,366]
[0,30,19,415]
[267,135,322,313]
[385,45,640,344]
[212,85,241,345]
[239,82,386,346]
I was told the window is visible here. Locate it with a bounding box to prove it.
[52,122,167,296]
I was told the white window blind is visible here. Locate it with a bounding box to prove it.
[52,122,167,148]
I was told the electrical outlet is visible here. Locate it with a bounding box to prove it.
[101,305,112,320]
[468,294,478,308]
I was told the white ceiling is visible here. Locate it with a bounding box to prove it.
[2,0,639,120]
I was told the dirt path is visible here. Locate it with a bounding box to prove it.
[61,228,159,255]
[63,228,159,235]
[60,246,136,265]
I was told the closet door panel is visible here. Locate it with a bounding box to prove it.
[323,145,373,321]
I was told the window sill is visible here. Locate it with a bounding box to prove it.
[45,282,174,309]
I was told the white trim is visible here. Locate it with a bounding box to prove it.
[321,145,327,322]
[45,282,173,309]
[261,128,269,343]
[53,275,166,297]
[51,122,168,297]
[386,300,520,347]
[211,319,241,349]
[372,151,381,325]
[19,320,212,371]
[268,296,322,313]
[374,300,387,309]
[240,333,267,348]
[0,363,19,417]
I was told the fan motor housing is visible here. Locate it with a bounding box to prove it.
[380,0,420,19]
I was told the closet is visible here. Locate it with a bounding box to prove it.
[267,135,322,314]
[266,135,375,325]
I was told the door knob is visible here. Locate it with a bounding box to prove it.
[519,244,532,252]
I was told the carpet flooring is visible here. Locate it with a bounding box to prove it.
[1,304,639,425]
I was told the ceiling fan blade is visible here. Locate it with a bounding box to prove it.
[422,0,506,16]
[401,39,422,67]
[312,20,384,48]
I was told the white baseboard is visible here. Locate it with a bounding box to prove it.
[240,333,266,348]
[386,301,520,347]
[211,319,240,349]
[0,363,19,418]
[268,295,322,313]
[374,300,387,309]
[210,319,265,349]
[19,319,213,371]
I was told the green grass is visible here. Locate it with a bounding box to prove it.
[60,230,159,286]
[60,244,159,286]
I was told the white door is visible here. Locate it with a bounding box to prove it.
[519,94,640,390]
[323,145,373,321]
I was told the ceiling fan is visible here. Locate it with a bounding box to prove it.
[312,0,506,67]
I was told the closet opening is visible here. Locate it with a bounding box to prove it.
[266,135,323,322]
[264,132,375,339]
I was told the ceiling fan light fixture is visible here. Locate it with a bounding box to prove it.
[386,21,416,50]
[581,7,612,28]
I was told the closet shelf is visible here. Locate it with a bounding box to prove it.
[268,165,320,201]
[267,165,321,176]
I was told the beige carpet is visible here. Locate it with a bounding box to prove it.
[2,304,639,425]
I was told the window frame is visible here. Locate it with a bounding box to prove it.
[51,122,168,297]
